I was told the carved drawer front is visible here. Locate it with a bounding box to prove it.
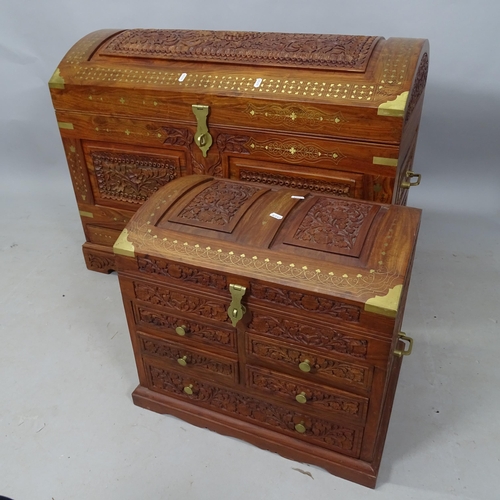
[246,366,368,425]
[248,282,361,324]
[247,308,389,365]
[229,158,365,199]
[146,363,363,458]
[86,225,123,246]
[133,304,237,352]
[136,257,229,295]
[247,334,373,392]
[132,280,232,326]
[139,332,238,384]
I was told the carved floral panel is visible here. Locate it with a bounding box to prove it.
[250,283,360,322]
[248,313,367,358]
[148,365,361,456]
[136,307,236,349]
[91,150,178,204]
[101,29,380,72]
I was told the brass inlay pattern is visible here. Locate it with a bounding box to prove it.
[62,35,413,105]
[245,104,348,127]
[58,122,74,130]
[248,139,346,165]
[71,66,380,101]
[79,210,93,218]
[126,220,400,303]
[65,141,88,202]
[63,31,112,65]
[373,156,398,167]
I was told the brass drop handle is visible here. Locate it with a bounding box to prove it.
[299,359,312,373]
[177,355,188,367]
[295,392,308,404]
[175,325,187,336]
[401,171,422,189]
[394,332,414,357]
[183,384,194,395]
[295,421,307,434]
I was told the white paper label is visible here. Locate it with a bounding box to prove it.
[254,78,263,88]
[178,73,187,82]
[269,212,283,220]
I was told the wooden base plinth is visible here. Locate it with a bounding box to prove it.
[82,242,116,274]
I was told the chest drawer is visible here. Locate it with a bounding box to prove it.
[246,365,368,425]
[133,302,237,352]
[246,333,373,392]
[146,362,363,458]
[132,279,232,326]
[247,307,390,366]
[139,332,239,384]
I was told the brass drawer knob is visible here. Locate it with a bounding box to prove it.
[394,332,414,357]
[177,355,188,367]
[401,171,422,189]
[299,359,311,372]
[295,421,306,434]
[183,384,194,395]
[295,392,308,404]
[175,325,187,336]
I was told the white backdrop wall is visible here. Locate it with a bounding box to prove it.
[1,0,500,214]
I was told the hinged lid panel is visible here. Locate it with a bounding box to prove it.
[49,29,429,144]
[114,175,421,318]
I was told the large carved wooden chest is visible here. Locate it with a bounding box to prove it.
[113,175,421,487]
[49,29,428,273]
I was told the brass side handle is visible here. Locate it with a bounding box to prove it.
[177,355,188,367]
[228,284,247,327]
[394,332,413,357]
[183,384,194,395]
[175,325,187,336]
[295,421,307,434]
[299,359,311,373]
[295,392,308,404]
[401,171,421,189]
[192,104,213,157]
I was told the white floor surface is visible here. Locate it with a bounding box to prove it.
[1,172,499,500]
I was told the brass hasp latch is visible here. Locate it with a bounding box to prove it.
[228,284,247,327]
[192,104,213,157]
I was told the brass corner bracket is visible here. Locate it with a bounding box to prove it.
[364,284,402,318]
[377,91,409,118]
[113,228,135,257]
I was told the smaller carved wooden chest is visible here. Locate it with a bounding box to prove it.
[113,175,421,487]
[49,29,428,273]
